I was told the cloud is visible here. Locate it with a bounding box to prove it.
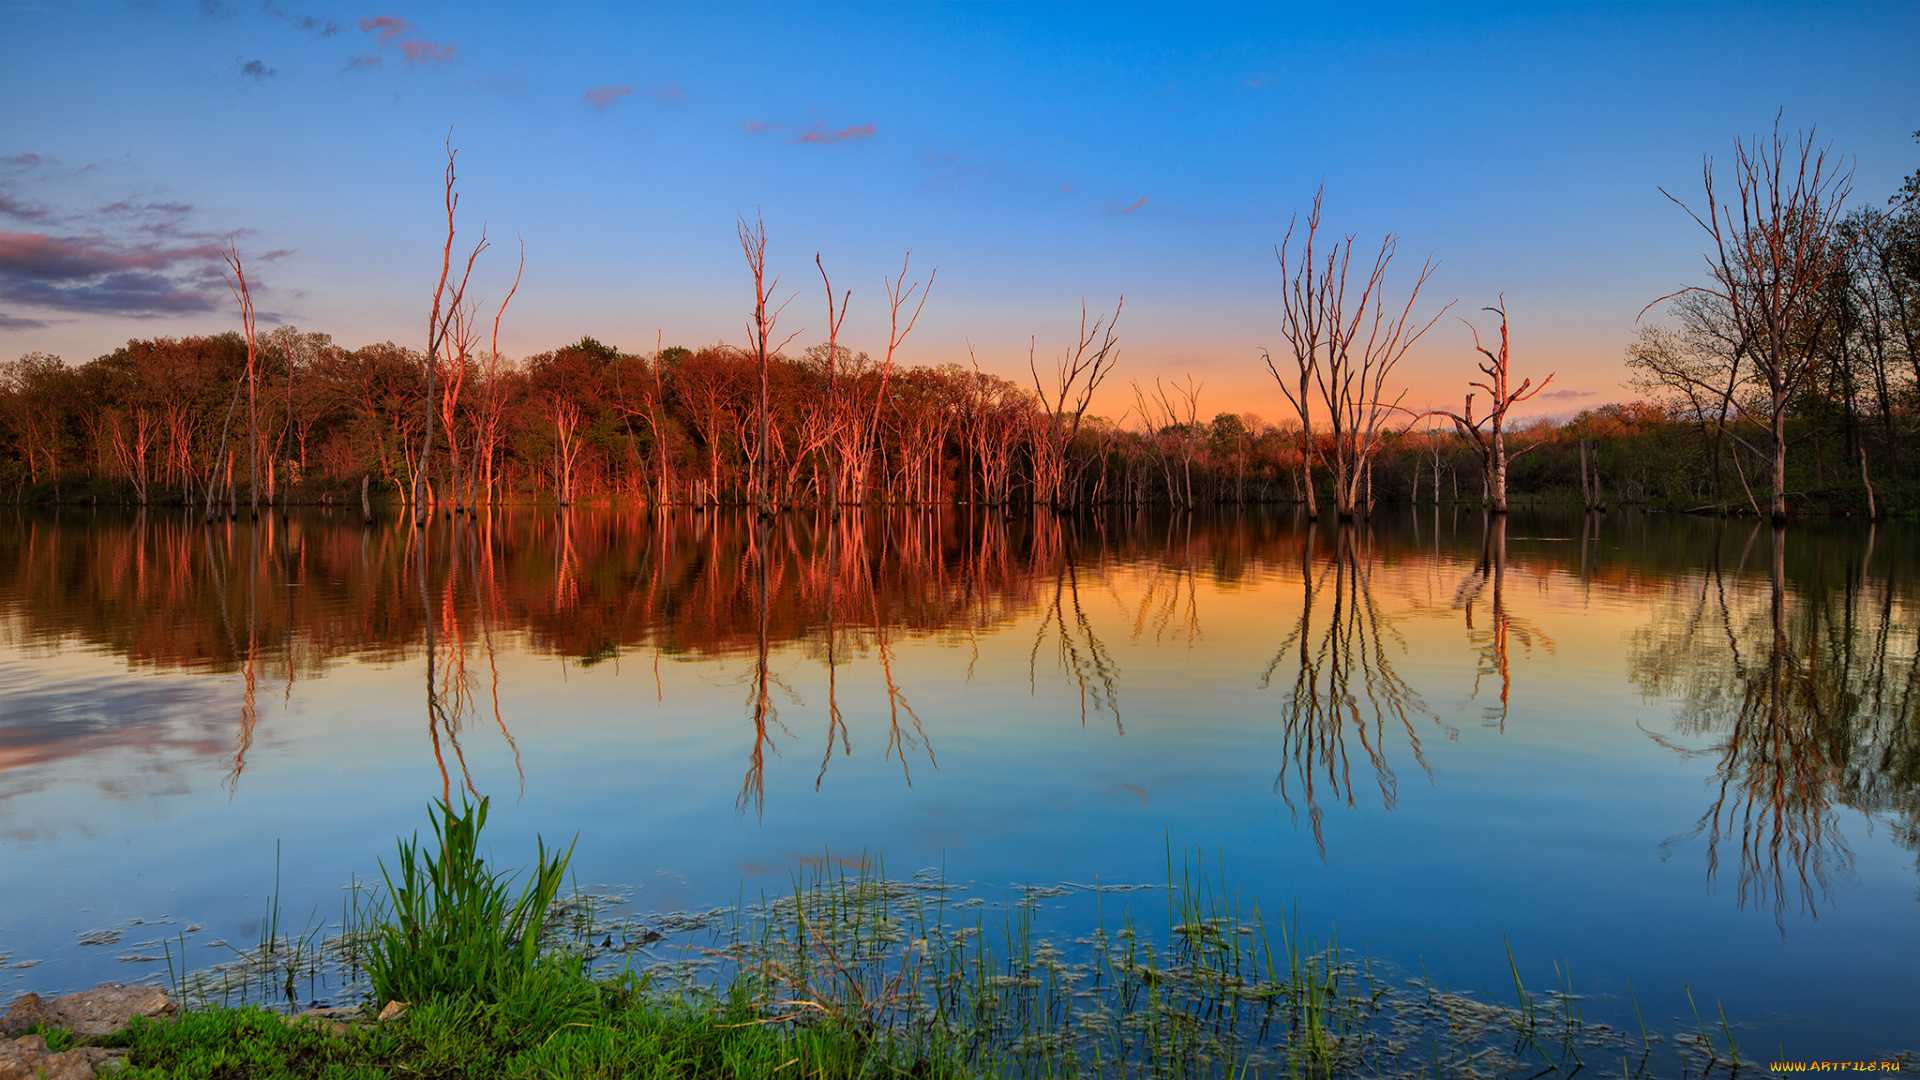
[1104,196,1149,215]
[398,37,453,64]
[739,118,784,133]
[359,14,414,41]
[0,231,229,317]
[0,313,48,330]
[0,192,51,221]
[792,122,876,145]
[648,83,682,103]
[1538,388,1595,400]
[103,200,195,217]
[582,85,633,111]
[262,2,340,36]
[4,153,54,172]
[240,59,277,80]
[353,14,453,67]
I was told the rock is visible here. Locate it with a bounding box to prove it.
[0,1034,127,1080]
[46,984,174,1036]
[377,1000,408,1023]
[0,994,57,1038]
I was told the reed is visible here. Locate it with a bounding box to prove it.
[362,797,576,1006]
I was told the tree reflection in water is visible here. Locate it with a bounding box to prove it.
[1453,514,1553,731]
[1262,522,1436,854]
[1029,510,1121,730]
[8,503,1915,911]
[1630,523,1920,920]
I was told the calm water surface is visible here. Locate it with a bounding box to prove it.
[0,506,1914,1057]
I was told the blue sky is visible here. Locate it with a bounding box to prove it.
[3,1,1915,420]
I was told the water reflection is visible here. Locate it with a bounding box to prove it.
[1262,523,1437,851]
[1629,523,1920,919]
[3,505,1917,921]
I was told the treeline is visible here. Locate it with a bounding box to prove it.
[0,327,1914,516]
[1,132,1913,517]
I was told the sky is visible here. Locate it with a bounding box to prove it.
[2,1,1916,424]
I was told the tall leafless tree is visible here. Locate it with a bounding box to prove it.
[1029,298,1121,508]
[1648,117,1853,522]
[1443,299,1552,514]
[418,137,487,526]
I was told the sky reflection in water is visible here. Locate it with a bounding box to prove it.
[0,506,1914,1055]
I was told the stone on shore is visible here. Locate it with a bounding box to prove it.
[0,1034,128,1080]
[43,985,176,1036]
[0,983,171,1080]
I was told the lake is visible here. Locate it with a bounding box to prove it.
[1,505,1914,1062]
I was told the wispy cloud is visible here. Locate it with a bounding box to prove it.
[739,118,785,134]
[648,83,683,103]
[398,37,452,64]
[239,58,277,80]
[792,122,876,145]
[0,231,230,317]
[4,153,55,173]
[0,313,48,330]
[103,200,195,217]
[262,2,340,36]
[359,14,413,41]
[352,14,454,68]
[0,192,51,221]
[1104,196,1149,215]
[1539,388,1595,400]
[582,85,633,111]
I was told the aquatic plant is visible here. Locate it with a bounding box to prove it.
[362,797,575,1005]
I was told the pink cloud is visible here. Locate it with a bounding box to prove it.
[358,14,413,41]
[649,83,683,103]
[398,37,453,64]
[0,313,48,330]
[739,118,785,133]
[583,85,634,111]
[1105,196,1149,215]
[352,14,451,67]
[1539,388,1595,400]
[792,122,876,145]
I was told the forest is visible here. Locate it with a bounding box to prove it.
[2,129,1915,519]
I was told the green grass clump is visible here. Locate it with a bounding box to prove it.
[364,798,574,1007]
[106,973,962,1080]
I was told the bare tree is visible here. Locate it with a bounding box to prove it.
[473,238,523,509]
[737,214,801,516]
[1268,189,1447,520]
[1029,298,1122,508]
[1443,299,1552,514]
[417,137,487,526]
[815,254,851,506]
[1649,117,1853,522]
[222,245,260,519]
